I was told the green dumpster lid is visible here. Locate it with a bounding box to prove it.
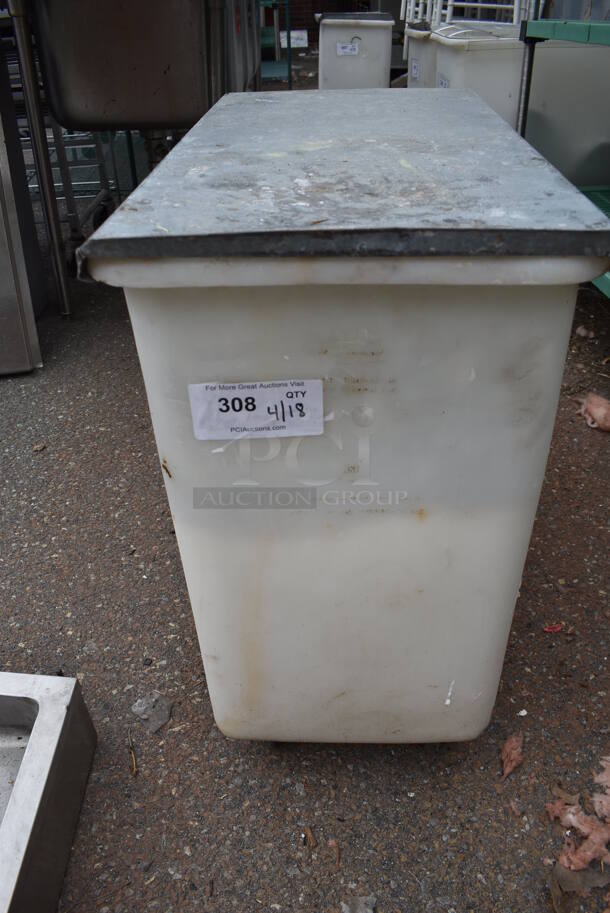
[78,89,610,273]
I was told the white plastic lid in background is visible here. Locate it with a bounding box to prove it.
[432,22,522,47]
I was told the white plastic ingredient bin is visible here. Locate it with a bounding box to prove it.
[430,24,524,126]
[405,25,436,88]
[416,25,610,152]
[318,13,394,89]
[80,90,610,743]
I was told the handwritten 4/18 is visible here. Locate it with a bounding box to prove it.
[217,392,307,420]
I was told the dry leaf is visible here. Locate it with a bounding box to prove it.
[577,393,610,431]
[594,758,610,793]
[547,798,572,821]
[32,442,46,452]
[551,784,580,806]
[303,826,317,849]
[593,793,610,820]
[593,757,610,821]
[501,733,524,780]
[549,862,610,913]
[509,798,523,818]
[547,800,610,871]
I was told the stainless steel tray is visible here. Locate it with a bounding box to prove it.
[0,673,96,913]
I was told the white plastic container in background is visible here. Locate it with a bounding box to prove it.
[422,25,610,175]
[405,25,435,87]
[80,90,610,743]
[318,13,394,89]
[431,24,524,126]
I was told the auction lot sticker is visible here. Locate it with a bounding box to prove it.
[188,379,324,440]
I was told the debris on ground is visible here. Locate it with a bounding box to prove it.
[543,622,564,634]
[594,758,610,789]
[131,691,172,732]
[546,756,610,912]
[509,798,523,818]
[593,757,610,819]
[32,442,46,452]
[302,826,317,849]
[549,861,610,913]
[501,733,524,780]
[340,894,377,913]
[547,800,610,869]
[551,784,580,806]
[576,392,610,430]
[575,325,595,338]
[127,728,138,776]
[328,838,340,872]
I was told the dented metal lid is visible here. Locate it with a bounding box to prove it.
[78,89,610,268]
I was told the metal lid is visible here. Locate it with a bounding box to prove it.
[79,89,610,267]
[319,11,395,20]
[406,19,432,31]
